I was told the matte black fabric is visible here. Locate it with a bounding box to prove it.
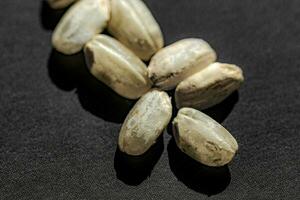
[0,0,299,199]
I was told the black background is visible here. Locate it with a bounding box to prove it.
[0,0,299,199]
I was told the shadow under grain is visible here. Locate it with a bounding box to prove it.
[40,0,69,30]
[47,49,135,123]
[114,135,164,186]
[168,138,231,196]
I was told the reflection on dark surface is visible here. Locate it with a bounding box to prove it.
[168,139,231,196]
[203,91,239,123]
[47,49,135,123]
[40,1,69,30]
[114,136,164,186]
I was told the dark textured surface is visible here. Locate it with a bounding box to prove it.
[0,0,299,199]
